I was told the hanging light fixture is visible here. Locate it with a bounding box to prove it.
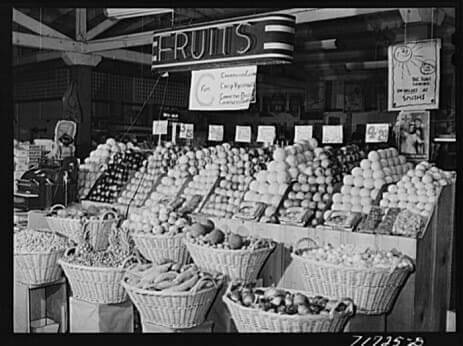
[104,8,173,19]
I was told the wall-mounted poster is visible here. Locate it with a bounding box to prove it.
[388,39,441,111]
[393,110,430,160]
[344,82,364,111]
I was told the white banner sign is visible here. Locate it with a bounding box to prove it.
[208,125,224,141]
[152,120,168,135]
[257,126,276,143]
[322,125,343,144]
[388,39,440,111]
[179,123,194,139]
[294,125,313,143]
[235,126,251,143]
[189,65,257,111]
[365,123,389,143]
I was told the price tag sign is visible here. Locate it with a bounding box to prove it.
[179,123,194,139]
[152,120,168,135]
[294,125,313,143]
[208,125,224,141]
[235,126,251,143]
[257,126,276,143]
[366,123,389,143]
[322,125,343,144]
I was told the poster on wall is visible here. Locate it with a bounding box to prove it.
[189,65,257,111]
[152,120,168,135]
[393,110,430,160]
[322,125,343,144]
[388,39,441,111]
[294,125,313,143]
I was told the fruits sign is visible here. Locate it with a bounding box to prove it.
[151,14,295,72]
[365,123,389,143]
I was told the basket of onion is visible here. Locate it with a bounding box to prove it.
[223,282,354,332]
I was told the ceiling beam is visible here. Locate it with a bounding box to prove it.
[12,8,71,39]
[12,31,84,52]
[12,51,63,66]
[85,31,154,52]
[86,18,119,40]
[93,49,152,65]
[62,52,102,66]
[75,8,87,40]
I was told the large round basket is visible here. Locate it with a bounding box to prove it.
[15,249,65,286]
[46,204,118,251]
[222,284,354,333]
[131,232,190,265]
[121,275,221,329]
[184,237,275,283]
[59,250,133,304]
[290,238,415,315]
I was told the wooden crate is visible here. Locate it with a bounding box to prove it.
[142,320,214,333]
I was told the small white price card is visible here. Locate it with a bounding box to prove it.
[235,126,251,143]
[208,125,224,141]
[322,125,343,144]
[179,123,194,139]
[294,125,313,143]
[152,120,168,135]
[257,126,276,143]
[365,123,389,143]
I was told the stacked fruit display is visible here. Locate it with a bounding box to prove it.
[379,161,453,217]
[121,204,190,235]
[78,138,126,198]
[87,149,146,203]
[330,148,412,214]
[335,144,365,175]
[46,204,118,220]
[276,144,344,227]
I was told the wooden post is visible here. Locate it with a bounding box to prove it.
[70,66,92,158]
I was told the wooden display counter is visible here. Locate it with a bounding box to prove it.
[205,183,455,332]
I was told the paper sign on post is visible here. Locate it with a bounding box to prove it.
[366,123,389,143]
[322,125,343,144]
[235,126,251,143]
[257,126,276,143]
[152,120,168,135]
[294,125,313,143]
[388,39,440,111]
[189,65,257,111]
[179,123,194,139]
[208,125,224,141]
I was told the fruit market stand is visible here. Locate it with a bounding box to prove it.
[197,182,455,332]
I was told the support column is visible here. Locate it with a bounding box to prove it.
[70,65,92,158]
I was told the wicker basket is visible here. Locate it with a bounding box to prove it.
[222,284,354,333]
[291,238,415,315]
[121,274,221,329]
[184,237,275,283]
[15,248,65,286]
[59,249,134,304]
[131,232,190,265]
[46,204,118,251]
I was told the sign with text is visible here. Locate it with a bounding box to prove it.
[257,125,276,143]
[388,39,440,111]
[366,123,389,143]
[152,120,168,135]
[208,125,224,141]
[179,123,194,139]
[151,14,295,72]
[322,125,343,144]
[294,125,313,143]
[235,126,251,143]
[189,65,257,111]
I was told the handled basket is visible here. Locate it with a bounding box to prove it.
[59,248,134,304]
[291,238,415,315]
[14,231,66,285]
[184,237,275,283]
[131,231,190,265]
[121,271,221,329]
[222,283,354,333]
[46,204,118,251]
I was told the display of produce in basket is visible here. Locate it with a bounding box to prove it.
[46,203,118,220]
[14,229,72,253]
[86,149,146,203]
[335,144,365,175]
[124,262,222,292]
[276,143,344,226]
[379,161,453,218]
[78,138,126,198]
[122,204,190,235]
[391,209,427,237]
[331,147,412,215]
